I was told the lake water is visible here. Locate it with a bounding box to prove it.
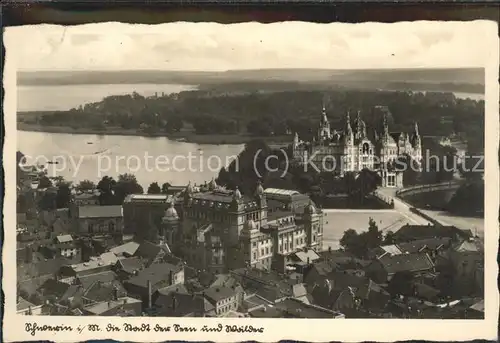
[17,130,244,188]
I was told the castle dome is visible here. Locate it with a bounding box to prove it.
[304,201,317,214]
[163,202,179,221]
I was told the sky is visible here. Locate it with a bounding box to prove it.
[4,21,496,71]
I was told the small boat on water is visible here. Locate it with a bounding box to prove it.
[87,142,94,144]
[176,138,187,142]
[47,161,59,165]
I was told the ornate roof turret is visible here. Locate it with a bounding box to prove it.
[304,200,317,215]
[321,105,328,123]
[208,178,217,191]
[255,179,264,197]
[233,186,242,201]
[344,111,353,144]
[163,201,179,222]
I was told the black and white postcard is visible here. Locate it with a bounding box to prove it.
[3,20,499,341]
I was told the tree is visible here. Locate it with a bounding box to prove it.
[97,176,117,205]
[394,154,420,187]
[366,217,383,249]
[56,182,72,208]
[76,179,96,192]
[383,231,396,245]
[147,182,162,194]
[38,176,53,189]
[114,173,144,204]
[161,182,171,194]
[387,271,415,298]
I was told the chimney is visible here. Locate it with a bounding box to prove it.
[147,280,152,309]
[169,270,174,285]
[113,286,119,301]
[172,296,177,311]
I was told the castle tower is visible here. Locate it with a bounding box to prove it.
[342,111,354,172]
[162,201,180,246]
[317,104,331,140]
[254,180,267,227]
[303,201,322,252]
[412,122,423,169]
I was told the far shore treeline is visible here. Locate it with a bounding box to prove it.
[17,87,484,155]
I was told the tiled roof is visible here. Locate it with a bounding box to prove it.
[203,286,236,303]
[56,235,73,243]
[157,284,189,296]
[154,292,214,316]
[394,225,472,241]
[17,297,35,311]
[84,297,141,315]
[125,263,182,289]
[83,280,127,303]
[77,271,118,289]
[117,257,146,274]
[71,253,118,273]
[134,241,169,262]
[275,298,344,318]
[378,253,434,275]
[110,242,140,256]
[293,250,320,264]
[77,205,122,218]
[397,238,452,254]
[469,299,484,312]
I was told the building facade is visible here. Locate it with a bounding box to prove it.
[152,179,323,274]
[73,205,123,235]
[292,106,422,188]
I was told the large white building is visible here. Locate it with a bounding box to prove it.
[292,106,422,188]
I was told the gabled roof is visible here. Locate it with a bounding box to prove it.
[125,262,182,289]
[394,224,472,242]
[203,286,236,303]
[453,240,482,253]
[397,237,452,254]
[154,292,214,316]
[77,271,118,289]
[377,253,434,275]
[292,249,320,264]
[117,257,146,274]
[110,242,140,256]
[134,241,170,262]
[17,297,36,311]
[56,235,73,244]
[469,299,484,312]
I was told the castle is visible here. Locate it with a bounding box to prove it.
[292,106,422,188]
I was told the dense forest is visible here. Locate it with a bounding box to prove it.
[20,88,484,155]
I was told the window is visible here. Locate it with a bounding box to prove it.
[387,175,396,187]
[253,252,257,260]
[88,224,94,233]
[265,247,269,255]
[109,222,115,232]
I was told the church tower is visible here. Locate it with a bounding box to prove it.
[412,122,423,169]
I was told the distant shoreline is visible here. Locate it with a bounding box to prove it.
[16,123,291,146]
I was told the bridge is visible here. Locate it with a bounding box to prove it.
[395,180,462,198]
[372,180,464,227]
